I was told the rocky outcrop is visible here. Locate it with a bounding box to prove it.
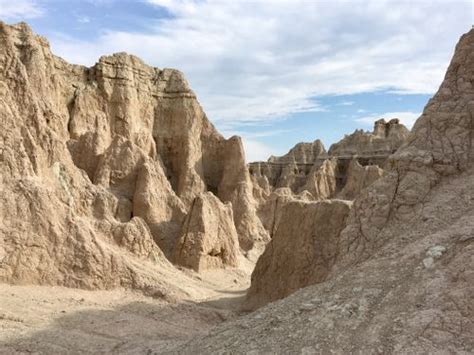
[248,22,474,310]
[328,118,409,158]
[268,139,326,163]
[301,158,338,200]
[244,21,474,314]
[247,199,352,309]
[249,140,328,195]
[249,119,409,205]
[338,159,384,200]
[0,21,265,294]
[173,28,474,355]
[173,193,240,272]
[256,188,304,237]
[217,136,269,252]
[132,161,187,257]
[249,120,408,237]
[333,28,474,271]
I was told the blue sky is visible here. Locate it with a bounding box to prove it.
[0,0,472,161]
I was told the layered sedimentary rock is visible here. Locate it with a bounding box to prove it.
[0,22,265,293]
[249,119,409,204]
[247,199,352,309]
[249,120,409,236]
[173,193,240,271]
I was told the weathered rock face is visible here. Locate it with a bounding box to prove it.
[173,193,240,272]
[256,188,297,237]
[217,136,270,252]
[301,158,338,200]
[268,139,326,163]
[338,159,384,200]
[174,29,474,355]
[249,120,408,237]
[328,118,409,158]
[247,24,474,312]
[334,29,474,271]
[249,119,409,205]
[249,141,328,196]
[0,22,264,292]
[246,199,352,309]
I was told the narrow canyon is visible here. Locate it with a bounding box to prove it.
[0,22,473,354]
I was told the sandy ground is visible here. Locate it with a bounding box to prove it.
[0,259,253,354]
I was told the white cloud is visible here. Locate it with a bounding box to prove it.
[218,128,289,161]
[355,111,421,129]
[0,0,43,19]
[241,139,281,162]
[357,109,367,113]
[47,0,470,126]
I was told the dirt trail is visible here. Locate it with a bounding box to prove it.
[0,261,252,354]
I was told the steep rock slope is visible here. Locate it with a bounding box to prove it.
[0,22,265,294]
[338,158,384,200]
[173,28,474,354]
[247,199,352,309]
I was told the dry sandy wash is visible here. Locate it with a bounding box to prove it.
[1,21,473,354]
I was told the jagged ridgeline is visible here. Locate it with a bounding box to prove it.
[0,22,268,295]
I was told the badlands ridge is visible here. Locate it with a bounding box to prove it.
[0,22,473,353]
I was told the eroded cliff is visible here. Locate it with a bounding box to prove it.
[0,22,267,296]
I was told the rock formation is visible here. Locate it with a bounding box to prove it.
[338,158,384,200]
[173,193,240,271]
[334,27,474,272]
[249,119,409,202]
[243,23,474,313]
[0,21,266,294]
[301,158,338,200]
[328,118,409,157]
[268,139,326,163]
[249,119,409,237]
[174,28,474,355]
[247,199,352,309]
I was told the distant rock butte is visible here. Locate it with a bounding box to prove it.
[249,118,409,235]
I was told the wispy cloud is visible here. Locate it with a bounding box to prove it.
[0,0,44,19]
[355,111,421,129]
[46,0,470,127]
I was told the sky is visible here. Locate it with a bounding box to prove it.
[1,0,472,161]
